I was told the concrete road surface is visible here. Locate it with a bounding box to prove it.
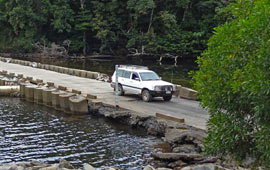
[0,61,209,129]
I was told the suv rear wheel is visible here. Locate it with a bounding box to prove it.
[163,95,172,101]
[115,84,124,96]
[142,89,152,102]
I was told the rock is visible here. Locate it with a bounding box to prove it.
[156,168,173,170]
[172,144,197,153]
[0,165,24,170]
[30,161,48,167]
[151,152,204,162]
[83,163,95,170]
[39,166,58,170]
[59,159,75,169]
[165,129,207,151]
[143,165,155,170]
[168,160,187,168]
[180,164,230,170]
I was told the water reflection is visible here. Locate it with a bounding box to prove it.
[0,97,160,169]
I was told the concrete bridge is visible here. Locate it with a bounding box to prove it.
[0,59,209,130]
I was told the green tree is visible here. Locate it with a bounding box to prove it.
[3,0,47,52]
[193,0,270,167]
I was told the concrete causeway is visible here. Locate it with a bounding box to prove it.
[0,61,209,130]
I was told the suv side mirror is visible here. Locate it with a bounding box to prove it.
[159,77,162,80]
[135,77,140,81]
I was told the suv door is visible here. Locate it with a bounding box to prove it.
[128,72,142,94]
[121,70,132,93]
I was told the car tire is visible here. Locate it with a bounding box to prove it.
[163,95,172,101]
[142,89,152,102]
[117,84,124,96]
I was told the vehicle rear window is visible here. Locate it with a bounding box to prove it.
[123,71,131,79]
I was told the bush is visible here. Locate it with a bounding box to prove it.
[193,0,270,167]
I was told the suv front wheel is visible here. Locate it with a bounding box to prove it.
[142,89,152,102]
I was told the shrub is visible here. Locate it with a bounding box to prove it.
[193,0,270,167]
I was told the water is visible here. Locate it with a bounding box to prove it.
[12,55,197,88]
[0,97,160,169]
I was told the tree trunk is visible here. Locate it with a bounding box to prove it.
[147,8,154,33]
[83,31,86,55]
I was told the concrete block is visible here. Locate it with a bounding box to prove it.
[86,71,94,79]
[63,68,69,74]
[53,66,60,72]
[80,71,87,78]
[59,93,75,113]
[51,90,66,110]
[25,85,36,102]
[36,79,43,84]
[72,89,81,94]
[19,83,28,99]
[58,86,67,91]
[26,77,33,81]
[9,73,15,77]
[68,69,74,75]
[2,70,7,75]
[47,81,54,87]
[42,87,57,107]
[179,87,197,100]
[86,94,97,99]
[0,86,20,96]
[74,69,81,77]
[34,86,46,104]
[17,74,24,78]
[44,64,50,70]
[0,79,5,86]
[174,85,182,97]
[40,64,45,69]
[69,95,89,115]
[156,112,185,123]
[58,67,64,73]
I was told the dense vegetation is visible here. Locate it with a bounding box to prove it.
[0,0,232,58]
[193,0,270,167]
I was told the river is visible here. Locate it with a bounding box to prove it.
[0,97,161,169]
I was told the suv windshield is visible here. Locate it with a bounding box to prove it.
[139,72,160,81]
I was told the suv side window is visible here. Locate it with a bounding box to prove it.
[123,71,131,79]
[117,69,124,77]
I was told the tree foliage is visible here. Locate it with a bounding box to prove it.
[193,0,270,167]
[0,0,232,57]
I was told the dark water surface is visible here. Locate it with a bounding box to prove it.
[13,56,197,87]
[0,97,160,169]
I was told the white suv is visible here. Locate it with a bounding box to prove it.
[111,65,175,102]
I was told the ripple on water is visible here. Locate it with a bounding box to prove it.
[0,97,160,169]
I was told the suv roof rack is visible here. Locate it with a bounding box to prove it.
[118,65,148,70]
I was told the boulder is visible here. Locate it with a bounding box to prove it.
[165,129,207,148]
[143,165,155,170]
[59,159,75,169]
[181,164,229,170]
[172,144,197,153]
[168,160,187,168]
[151,152,204,162]
[83,163,95,170]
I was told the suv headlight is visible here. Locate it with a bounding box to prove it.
[154,85,162,91]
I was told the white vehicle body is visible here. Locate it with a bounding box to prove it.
[111,65,175,102]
